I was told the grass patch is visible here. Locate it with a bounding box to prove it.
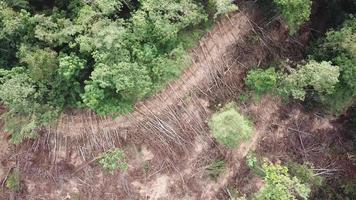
[6,169,21,192]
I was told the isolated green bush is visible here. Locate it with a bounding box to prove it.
[99,149,128,173]
[6,170,21,192]
[209,103,253,148]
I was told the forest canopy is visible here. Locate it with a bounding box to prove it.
[0,0,239,143]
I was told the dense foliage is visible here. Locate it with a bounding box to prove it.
[209,103,253,148]
[254,162,311,200]
[245,68,278,95]
[278,60,340,100]
[0,0,238,143]
[245,60,340,101]
[287,162,324,188]
[273,0,312,34]
[311,17,356,113]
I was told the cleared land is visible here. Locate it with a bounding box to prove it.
[0,3,354,200]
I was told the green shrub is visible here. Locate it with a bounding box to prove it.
[246,61,340,102]
[6,170,21,192]
[287,162,323,187]
[246,153,265,177]
[209,103,253,148]
[254,162,311,200]
[344,180,356,199]
[279,60,340,100]
[98,149,128,173]
[206,160,225,181]
[273,0,312,34]
[245,68,278,95]
[311,17,356,114]
[209,0,238,18]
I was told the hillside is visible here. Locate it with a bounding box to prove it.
[0,0,355,199]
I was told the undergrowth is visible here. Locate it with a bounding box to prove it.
[206,160,225,181]
[6,169,21,192]
[98,149,128,173]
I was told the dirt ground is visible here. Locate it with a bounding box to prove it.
[0,2,354,200]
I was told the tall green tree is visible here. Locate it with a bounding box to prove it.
[312,17,356,113]
[254,162,311,200]
[273,0,312,34]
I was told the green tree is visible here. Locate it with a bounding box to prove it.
[0,67,62,143]
[57,53,86,105]
[0,68,36,115]
[279,60,340,100]
[246,61,339,101]
[287,162,324,187]
[254,162,311,200]
[82,62,151,115]
[273,0,312,34]
[4,0,29,10]
[93,0,126,16]
[33,14,79,47]
[0,0,213,141]
[0,2,32,67]
[318,17,356,61]
[18,45,59,81]
[312,17,356,113]
[209,0,238,18]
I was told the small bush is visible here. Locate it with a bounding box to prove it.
[287,162,324,187]
[209,103,253,148]
[246,153,265,177]
[245,68,278,95]
[98,149,128,173]
[206,160,225,181]
[344,180,356,199]
[6,170,21,192]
